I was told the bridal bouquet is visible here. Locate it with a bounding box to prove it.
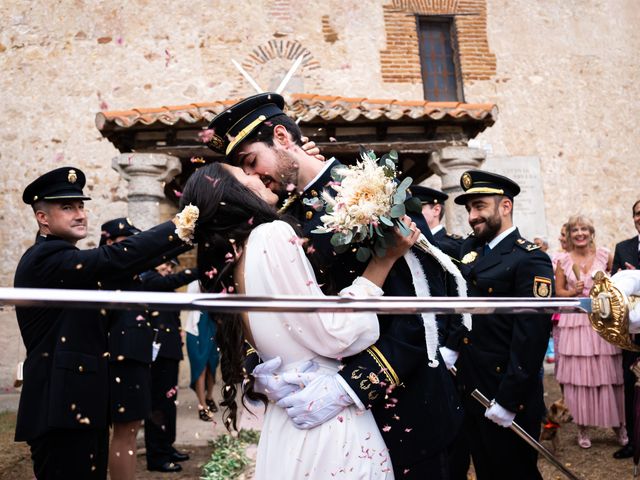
[312,149,472,368]
[311,149,427,261]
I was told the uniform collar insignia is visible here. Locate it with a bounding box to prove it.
[278,194,300,214]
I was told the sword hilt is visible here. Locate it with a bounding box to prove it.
[589,271,640,352]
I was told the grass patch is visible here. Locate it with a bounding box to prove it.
[201,429,260,480]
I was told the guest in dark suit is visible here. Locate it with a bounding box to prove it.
[206,93,466,479]
[612,199,640,459]
[14,167,186,480]
[443,170,553,480]
[412,185,464,259]
[141,260,198,473]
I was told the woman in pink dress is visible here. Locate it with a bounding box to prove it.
[555,215,625,448]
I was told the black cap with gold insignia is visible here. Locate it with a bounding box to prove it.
[454,169,520,205]
[99,217,141,246]
[411,185,449,205]
[206,92,286,158]
[22,166,91,205]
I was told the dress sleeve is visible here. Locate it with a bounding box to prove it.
[244,221,380,358]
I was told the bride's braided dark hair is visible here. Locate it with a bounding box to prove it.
[179,162,281,429]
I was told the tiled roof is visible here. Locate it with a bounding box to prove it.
[95,93,497,131]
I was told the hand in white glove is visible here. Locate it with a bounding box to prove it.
[439,346,459,370]
[611,270,640,332]
[484,400,516,428]
[276,374,353,429]
[252,356,318,403]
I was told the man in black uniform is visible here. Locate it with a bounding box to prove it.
[100,217,152,480]
[611,199,640,459]
[412,185,464,259]
[141,260,198,473]
[441,170,553,480]
[14,167,187,480]
[206,93,465,479]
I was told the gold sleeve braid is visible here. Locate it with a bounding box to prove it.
[366,345,400,386]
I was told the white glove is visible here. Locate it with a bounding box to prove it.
[611,270,640,332]
[439,346,459,370]
[276,374,353,429]
[484,400,516,428]
[252,356,318,403]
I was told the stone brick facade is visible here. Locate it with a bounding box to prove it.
[0,0,638,390]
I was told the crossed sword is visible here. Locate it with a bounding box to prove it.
[3,273,639,480]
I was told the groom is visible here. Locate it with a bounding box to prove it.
[207,93,464,478]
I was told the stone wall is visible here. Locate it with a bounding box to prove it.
[0,0,638,390]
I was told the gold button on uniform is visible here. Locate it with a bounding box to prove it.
[78,366,84,372]
[495,366,501,373]
[488,287,493,293]
[463,337,470,345]
[517,404,524,412]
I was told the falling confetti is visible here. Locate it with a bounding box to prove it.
[190,156,206,164]
[205,267,218,279]
[173,189,182,198]
[198,129,215,143]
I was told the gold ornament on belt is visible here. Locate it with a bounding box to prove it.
[589,271,640,352]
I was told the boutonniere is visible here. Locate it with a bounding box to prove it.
[461,251,478,264]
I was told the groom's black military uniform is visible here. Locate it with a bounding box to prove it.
[288,160,463,478]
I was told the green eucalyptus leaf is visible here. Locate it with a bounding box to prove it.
[390,204,406,218]
[388,150,399,161]
[356,246,372,262]
[380,215,394,227]
[374,223,385,237]
[393,191,407,204]
[334,243,349,254]
[396,218,411,236]
[398,176,412,192]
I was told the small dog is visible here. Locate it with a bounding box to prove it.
[540,398,573,452]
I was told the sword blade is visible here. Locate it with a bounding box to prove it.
[0,287,593,314]
[231,59,264,94]
[471,389,583,480]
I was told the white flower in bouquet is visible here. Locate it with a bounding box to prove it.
[175,204,199,244]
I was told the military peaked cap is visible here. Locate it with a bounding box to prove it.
[411,185,449,205]
[206,92,286,158]
[22,166,91,205]
[99,217,141,246]
[454,169,521,205]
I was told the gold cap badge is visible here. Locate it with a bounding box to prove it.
[67,169,77,184]
[461,172,472,190]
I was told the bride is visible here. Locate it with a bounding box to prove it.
[180,163,419,479]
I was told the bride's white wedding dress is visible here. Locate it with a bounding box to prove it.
[244,220,394,479]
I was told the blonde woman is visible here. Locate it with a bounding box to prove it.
[555,215,625,448]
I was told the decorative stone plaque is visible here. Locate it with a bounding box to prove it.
[482,156,547,242]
